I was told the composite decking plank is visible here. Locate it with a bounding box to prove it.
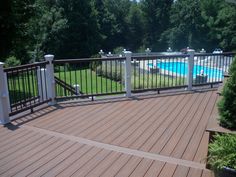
[194,132,210,164]
[119,95,176,148]
[13,142,79,177]
[182,92,217,161]
[129,158,154,177]
[158,163,177,177]
[170,91,213,159]
[42,145,92,177]
[53,102,122,134]
[37,102,109,131]
[139,94,189,152]
[78,97,164,140]
[56,147,102,177]
[86,151,122,177]
[115,156,143,177]
[0,138,65,176]
[160,92,206,156]
[172,165,190,177]
[143,161,165,177]
[201,169,214,177]
[108,97,170,146]
[129,94,185,150]
[0,132,44,159]
[187,168,203,177]
[100,154,132,177]
[149,93,199,154]
[96,98,162,144]
[0,135,53,167]
[0,129,31,147]
[72,100,136,138]
[0,131,38,154]
[70,149,112,177]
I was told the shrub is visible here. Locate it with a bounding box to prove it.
[208,133,236,170]
[4,56,21,68]
[218,57,236,129]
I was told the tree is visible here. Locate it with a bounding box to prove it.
[57,0,101,58]
[166,0,207,51]
[28,0,68,61]
[141,0,173,51]
[218,57,236,129]
[126,1,145,51]
[0,0,14,61]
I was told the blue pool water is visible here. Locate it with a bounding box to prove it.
[150,62,223,79]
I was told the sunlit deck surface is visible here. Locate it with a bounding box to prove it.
[0,89,218,177]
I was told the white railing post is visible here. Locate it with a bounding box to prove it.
[124,51,132,97]
[73,84,80,95]
[0,62,10,124]
[187,49,195,90]
[37,67,47,102]
[44,54,56,105]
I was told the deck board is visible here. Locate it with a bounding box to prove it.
[0,90,218,177]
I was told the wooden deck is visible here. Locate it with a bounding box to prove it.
[0,89,218,177]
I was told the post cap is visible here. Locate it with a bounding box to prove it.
[44,54,54,61]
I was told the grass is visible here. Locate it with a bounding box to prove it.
[54,69,124,96]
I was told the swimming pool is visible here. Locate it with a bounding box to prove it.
[149,61,223,80]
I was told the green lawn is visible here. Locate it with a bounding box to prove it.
[54,69,124,96]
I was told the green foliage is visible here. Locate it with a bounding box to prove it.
[4,56,21,68]
[113,47,125,54]
[1,0,236,64]
[218,57,236,129]
[141,0,173,51]
[208,133,236,170]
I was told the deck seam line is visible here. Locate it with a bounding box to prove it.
[22,125,206,170]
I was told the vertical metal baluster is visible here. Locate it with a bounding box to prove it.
[134,59,136,90]
[26,67,32,106]
[95,61,98,94]
[139,59,141,90]
[7,72,13,112]
[31,67,36,103]
[152,59,154,88]
[115,60,117,92]
[80,62,83,95]
[90,61,93,95]
[110,60,112,93]
[160,60,162,88]
[143,59,145,89]
[69,64,72,96]
[85,62,88,95]
[44,66,48,99]
[74,64,78,95]
[12,70,18,110]
[101,61,103,93]
[106,60,108,93]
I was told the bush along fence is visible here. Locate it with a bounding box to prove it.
[0,50,235,124]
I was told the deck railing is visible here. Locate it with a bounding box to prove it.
[0,50,235,124]
[53,57,126,100]
[3,61,51,116]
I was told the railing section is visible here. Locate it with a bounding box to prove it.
[193,52,235,86]
[4,61,51,116]
[131,54,189,92]
[53,57,126,99]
